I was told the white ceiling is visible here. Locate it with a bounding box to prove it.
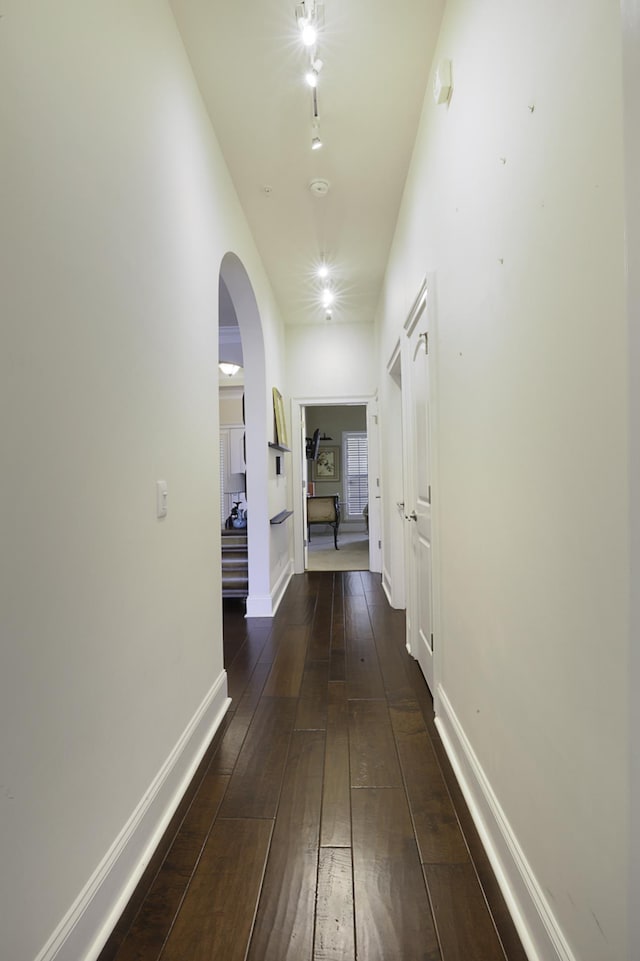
[170,0,445,327]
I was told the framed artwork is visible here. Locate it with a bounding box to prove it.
[312,446,340,481]
[272,387,288,447]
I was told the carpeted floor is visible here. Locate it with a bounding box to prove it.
[306,529,369,571]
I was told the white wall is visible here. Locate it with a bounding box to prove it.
[286,321,376,399]
[0,3,286,959]
[622,2,640,959]
[286,322,378,574]
[377,2,628,959]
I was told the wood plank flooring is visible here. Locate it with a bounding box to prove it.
[100,571,528,961]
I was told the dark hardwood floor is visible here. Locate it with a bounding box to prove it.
[100,571,528,961]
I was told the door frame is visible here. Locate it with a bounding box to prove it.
[383,342,406,609]
[400,276,443,702]
[290,394,381,575]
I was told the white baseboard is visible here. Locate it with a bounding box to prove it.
[245,592,274,617]
[35,672,231,961]
[271,560,294,616]
[382,563,405,610]
[382,567,393,606]
[246,561,293,618]
[434,685,577,961]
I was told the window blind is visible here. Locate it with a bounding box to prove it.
[344,431,368,517]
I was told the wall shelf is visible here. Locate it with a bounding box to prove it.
[270,510,293,525]
[268,442,291,453]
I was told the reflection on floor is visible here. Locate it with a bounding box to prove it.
[99,572,528,961]
[306,529,369,571]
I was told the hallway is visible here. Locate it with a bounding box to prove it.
[101,572,527,961]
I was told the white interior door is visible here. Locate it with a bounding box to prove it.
[302,409,309,570]
[403,290,434,691]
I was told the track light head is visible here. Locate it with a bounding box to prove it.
[301,21,317,46]
[321,288,334,308]
[305,58,323,88]
[296,1,323,47]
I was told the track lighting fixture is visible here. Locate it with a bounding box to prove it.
[296,3,326,151]
[295,2,339,322]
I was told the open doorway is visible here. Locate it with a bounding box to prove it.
[218,253,271,617]
[304,404,369,572]
[219,274,248,601]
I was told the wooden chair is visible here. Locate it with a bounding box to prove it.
[307,494,340,550]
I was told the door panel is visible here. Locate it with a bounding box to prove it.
[404,297,434,692]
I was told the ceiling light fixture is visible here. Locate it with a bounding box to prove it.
[317,264,329,279]
[321,288,334,308]
[219,362,241,377]
[301,23,317,46]
[296,1,323,47]
[305,58,323,88]
[309,178,329,196]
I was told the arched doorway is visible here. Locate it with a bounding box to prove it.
[218,253,270,616]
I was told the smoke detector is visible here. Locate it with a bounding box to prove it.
[309,178,330,196]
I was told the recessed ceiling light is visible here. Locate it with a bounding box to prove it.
[317,264,329,279]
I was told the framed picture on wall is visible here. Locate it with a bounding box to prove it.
[272,387,288,447]
[312,446,340,482]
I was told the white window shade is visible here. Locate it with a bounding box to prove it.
[343,431,368,518]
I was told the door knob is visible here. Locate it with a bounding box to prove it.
[406,510,418,522]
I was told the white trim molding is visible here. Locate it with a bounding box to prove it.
[245,593,274,617]
[271,560,295,616]
[403,276,428,336]
[382,565,394,607]
[435,685,578,961]
[290,393,378,576]
[245,557,293,618]
[35,672,231,961]
[622,3,640,957]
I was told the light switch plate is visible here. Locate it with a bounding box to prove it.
[156,479,168,518]
[433,59,452,105]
